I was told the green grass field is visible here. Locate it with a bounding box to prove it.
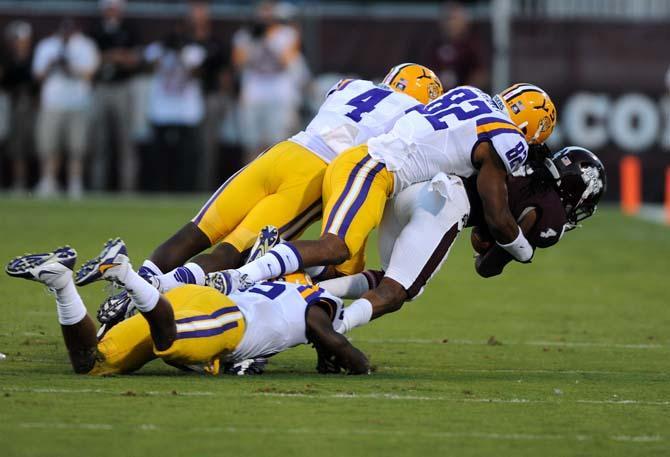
[0,196,668,457]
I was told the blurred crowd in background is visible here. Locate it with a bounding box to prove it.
[0,0,486,198]
[1,0,669,202]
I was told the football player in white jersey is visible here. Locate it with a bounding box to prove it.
[5,239,369,376]
[318,146,606,334]
[223,84,557,322]
[95,63,442,330]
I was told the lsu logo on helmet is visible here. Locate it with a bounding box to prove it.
[382,63,443,105]
[494,83,557,144]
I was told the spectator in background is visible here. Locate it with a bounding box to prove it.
[90,0,140,192]
[32,19,99,199]
[144,24,205,192]
[1,21,36,194]
[233,0,307,164]
[430,2,487,90]
[188,0,233,190]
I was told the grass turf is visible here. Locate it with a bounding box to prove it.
[0,196,668,456]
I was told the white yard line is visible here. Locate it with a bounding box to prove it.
[254,392,670,406]
[380,366,669,376]
[1,386,215,396]
[355,338,665,349]
[2,386,668,407]
[11,422,665,443]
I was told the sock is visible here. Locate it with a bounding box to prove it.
[237,242,303,283]
[53,278,88,325]
[305,265,327,281]
[337,298,373,334]
[138,259,162,282]
[154,262,206,293]
[117,265,160,313]
[320,273,371,299]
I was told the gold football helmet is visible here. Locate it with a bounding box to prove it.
[495,83,557,144]
[382,63,443,104]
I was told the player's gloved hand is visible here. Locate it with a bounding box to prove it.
[223,357,268,376]
[527,142,552,166]
[342,348,371,375]
[313,343,343,374]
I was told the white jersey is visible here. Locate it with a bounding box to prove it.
[290,79,420,163]
[368,86,529,195]
[229,281,344,362]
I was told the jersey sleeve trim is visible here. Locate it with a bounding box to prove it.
[297,284,325,304]
[476,117,525,142]
[326,78,356,98]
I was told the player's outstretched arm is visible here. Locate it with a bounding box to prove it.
[475,208,538,278]
[305,305,370,375]
[473,143,533,263]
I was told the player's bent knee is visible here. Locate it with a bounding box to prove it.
[319,233,351,265]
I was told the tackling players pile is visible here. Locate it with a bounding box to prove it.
[6,62,606,376]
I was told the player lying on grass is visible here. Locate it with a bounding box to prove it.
[5,239,370,376]
[315,146,606,333]
[218,84,558,296]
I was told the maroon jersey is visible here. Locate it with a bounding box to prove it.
[464,175,568,249]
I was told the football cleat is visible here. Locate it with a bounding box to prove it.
[97,290,136,324]
[205,269,253,295]
[96,290,137,339]
[5,246,77,289]
[223,357,269,376]
[75,238,129,286]
[245,225,280,264]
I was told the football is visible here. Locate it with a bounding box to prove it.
[470,226,494,254]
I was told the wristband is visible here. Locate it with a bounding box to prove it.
[497,227,534,262]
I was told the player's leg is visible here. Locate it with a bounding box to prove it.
[339,176,471,333]
[76,239,246,374]
[156,142,326,293]
[5,247,99,373]
[193,141,324,265]
[75,238,177,350]
[141,147,273,282]
[149,142,322,291]
[227,146,393,289]
[316,194,404,298]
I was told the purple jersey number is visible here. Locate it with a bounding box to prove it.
[413,87,493,131]
[505,141,527,171]
[248,282,286,299]
[345,88,392,122]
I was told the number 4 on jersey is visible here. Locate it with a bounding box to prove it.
[345,88,392,122]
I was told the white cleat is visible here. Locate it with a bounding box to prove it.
[74,238,130,286]
[5,246,77,290]
[245,225,280,264]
